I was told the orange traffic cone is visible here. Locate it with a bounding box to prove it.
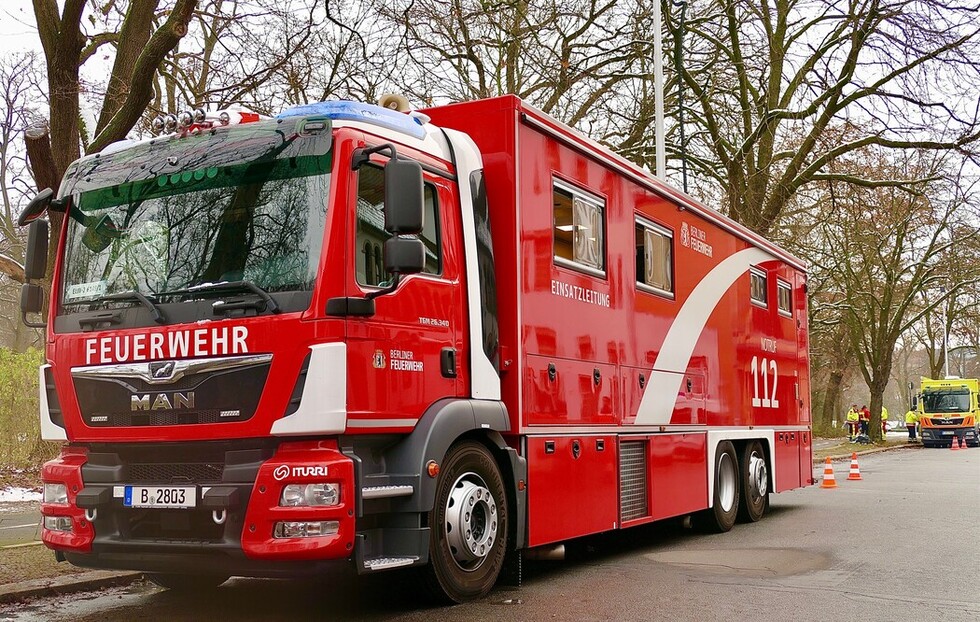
[950,437,960,451]
[847,453,863,480]
[820,456,837,489]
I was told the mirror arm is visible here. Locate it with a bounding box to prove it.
[21,311,46,329]
[365,273,401,301]
[351,143,396,170]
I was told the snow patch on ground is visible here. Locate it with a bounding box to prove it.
[0,487,42,503]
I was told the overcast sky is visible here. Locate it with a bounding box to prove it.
[1,1,41,54]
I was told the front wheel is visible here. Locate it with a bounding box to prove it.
[420,441,508,603]
[694,441,739,533]
[737,441,769,523]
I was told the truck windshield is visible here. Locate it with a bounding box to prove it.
[921,390,970,413]
[58,117,332,314]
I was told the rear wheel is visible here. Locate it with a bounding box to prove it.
[420,441,508,603]
[146,573,228,591]
[695,441,739,533]
[737,440,769,523]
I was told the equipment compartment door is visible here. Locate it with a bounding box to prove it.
[773,430,802,491]
[526,435,618,547]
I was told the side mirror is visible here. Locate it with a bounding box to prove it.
[24,219,49,281]
[384,237,424,276]
[21,283,43,314]
[20,283,45,328]
[384,158,423,234]
[18,188,53,226]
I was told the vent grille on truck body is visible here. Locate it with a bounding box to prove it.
[619,440,648,522]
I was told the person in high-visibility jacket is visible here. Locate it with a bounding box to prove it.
[905,409,918,442]
[881,406,889,436]
[846,405,860,440]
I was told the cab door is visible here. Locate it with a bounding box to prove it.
[343,145,466,431]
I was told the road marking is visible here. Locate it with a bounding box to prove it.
[0,522,38,531]
[0,541,43,550]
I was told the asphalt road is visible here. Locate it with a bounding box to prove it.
[2,446,978,621]
[0,506,40,548]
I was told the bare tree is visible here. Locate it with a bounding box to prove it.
[0,52,45,349]
[655,0,980,235]
[373,0,654,132]
[0,53,43,279]
[15,0,196,292]
[808,148,979,441]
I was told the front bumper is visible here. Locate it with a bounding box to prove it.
[40,440,356,577]
[920,428,977,442]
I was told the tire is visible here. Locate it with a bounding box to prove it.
[146,573,228,591]
[736,440,769,523]
[420,441,508,603]
[694,441,739,533]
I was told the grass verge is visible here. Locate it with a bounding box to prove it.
[0,543,88,585]
[813,437,914,462]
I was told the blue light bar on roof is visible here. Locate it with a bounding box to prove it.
[277,101,427,140]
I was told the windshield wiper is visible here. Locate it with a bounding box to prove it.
[64,290,166,324]
[161,281,281,314]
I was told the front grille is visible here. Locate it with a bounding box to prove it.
[619,441,648,522]
[929,418,964,426]
[88,410,238,427]
[72,355,270,428]
[127,463,224,484]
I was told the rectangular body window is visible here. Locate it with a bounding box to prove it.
[356,164,440,287]
[777,280,792,316]
[635,217,673,297]
[749,268,768,307]
[553,179,605,276]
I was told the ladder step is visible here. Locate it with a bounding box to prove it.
[363,556,418,571]
[361,485,414,499]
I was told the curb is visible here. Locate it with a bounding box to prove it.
[0,570,143,605]
[824,441,922,462]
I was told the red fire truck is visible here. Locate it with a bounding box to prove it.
[19,95,811,603]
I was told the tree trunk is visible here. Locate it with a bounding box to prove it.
[819,369,845,432]
[868,375,890,443]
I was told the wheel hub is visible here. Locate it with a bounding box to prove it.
[748,452,768,498]
[445,475,498,568]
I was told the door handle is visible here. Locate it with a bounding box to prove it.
[440,347,457,378]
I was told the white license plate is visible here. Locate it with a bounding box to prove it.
[941,431,955,436]
[124,486,196,509]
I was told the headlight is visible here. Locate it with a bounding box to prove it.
[44,516,73,532]
[43,483,68,505]
[274,520,339,538]
[279,483,340,507]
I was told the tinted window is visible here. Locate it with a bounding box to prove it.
[635,218,673,296]
[553,179,605,275]
[750,268,768,306]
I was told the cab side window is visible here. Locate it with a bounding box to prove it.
[356,164,441,286]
